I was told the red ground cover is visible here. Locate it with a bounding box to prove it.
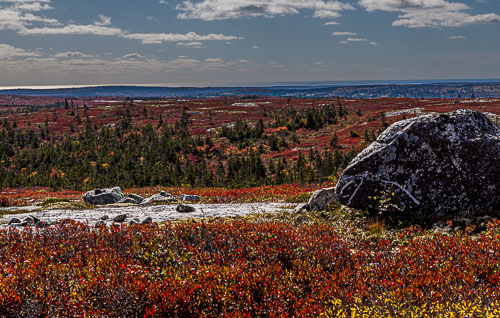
[0,183,333,206]
[0,219,498,316]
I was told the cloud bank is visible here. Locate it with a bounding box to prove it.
[359,0,500,27]
[176,0,355,20]
[0,0,242,44]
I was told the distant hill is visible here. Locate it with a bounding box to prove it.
[1,81,500,98]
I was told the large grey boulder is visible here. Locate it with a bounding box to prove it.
[83,187,124,205]
[335,109,500,222]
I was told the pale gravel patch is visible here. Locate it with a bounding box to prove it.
[0,203,291,227]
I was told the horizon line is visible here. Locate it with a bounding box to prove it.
[1,78,500,91]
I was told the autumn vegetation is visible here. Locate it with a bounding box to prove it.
[0,209,499,316]
[0,95,499,316]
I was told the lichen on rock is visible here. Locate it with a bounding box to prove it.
[335,109,500,223]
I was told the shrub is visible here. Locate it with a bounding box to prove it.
[0,195,12,207]
[285,191,313,203]
[0,219,498,316]
[41,198,71,206]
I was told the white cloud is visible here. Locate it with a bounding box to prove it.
[11,2,52,12]
[324,21,340,25]
[359,0,500,27]
[447,35,466,39]
[312,10,340,19]
[392,10,500,27]
[270,60,284,68]
[176,0,355,20]
[158,0,168,4]
[53,51,91,58]
[15,18,241,45]
[0,1,242,46]
[346,37,368,41]
[176,41,204,48]
[332,31,358,36]
[239,59,249,63]
[0,0,58,31]
[205,57,223,63]
[360,0,469,12]
[252,45,259,49]
[331,31,374,46]
[338,36,378,45]
[95,15,111,26]
[0,43,39,59]
[122,31,242,44]
[0,52,250,85]
[121,53,144,59]
[20,23,124,36]
[0,1,52,3]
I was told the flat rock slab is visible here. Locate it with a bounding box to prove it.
[0,203,289,228]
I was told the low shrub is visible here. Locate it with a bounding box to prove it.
[41,197,71,206]
[0,195,12,207]
[0,218,498,316]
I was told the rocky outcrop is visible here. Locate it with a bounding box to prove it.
[307,188,337,211]
[335,109,500,222]
[129,218,141,225]
[118,194,144,204]
[180,194,201,203]
[113,214,127,222]
[140,191,177,205]
[176,204,196,213]
[8,217,21,225]
[83,187,124,205]
[141,217,153,225]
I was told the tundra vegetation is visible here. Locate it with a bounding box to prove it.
[0,96,499,316]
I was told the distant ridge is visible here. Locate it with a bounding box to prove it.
[1,81,500,98]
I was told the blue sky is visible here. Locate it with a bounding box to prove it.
[0,0,499,87]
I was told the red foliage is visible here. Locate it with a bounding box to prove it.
[126,183,333,204]
[0,188,83,206]
[0,195,12,207]
[0,220,498,316]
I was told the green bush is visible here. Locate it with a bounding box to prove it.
[41,198,71,206]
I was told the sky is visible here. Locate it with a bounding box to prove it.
[0,0,499,87]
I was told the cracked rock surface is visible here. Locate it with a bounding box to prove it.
[335,109,500,221]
